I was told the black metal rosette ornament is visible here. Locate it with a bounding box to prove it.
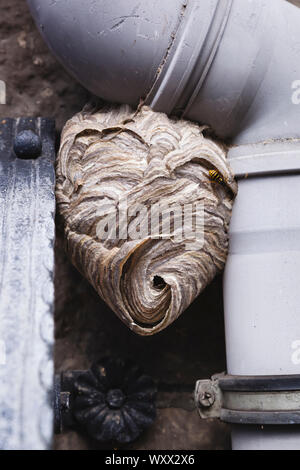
[73,358,157,443]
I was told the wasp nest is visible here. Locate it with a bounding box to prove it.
[56,104,237,335]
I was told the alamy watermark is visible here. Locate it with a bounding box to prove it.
[96,198,205,250]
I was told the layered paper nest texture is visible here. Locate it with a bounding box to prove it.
[56,105,237,335]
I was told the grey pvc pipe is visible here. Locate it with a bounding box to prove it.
[27,0,300,145]
[27,0,300,450]
[225,142,300,450]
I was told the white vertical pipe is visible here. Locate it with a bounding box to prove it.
[224,145,300,449]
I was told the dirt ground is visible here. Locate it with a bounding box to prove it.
[1,0,299,451]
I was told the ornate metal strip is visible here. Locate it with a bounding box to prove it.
[0,117,55,450]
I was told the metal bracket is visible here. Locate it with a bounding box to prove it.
[194,373,224,420]
[195,374,300,425]
[55,358,157,444]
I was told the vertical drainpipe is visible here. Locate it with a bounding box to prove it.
[189,0,300,449]
[27,0,300,449]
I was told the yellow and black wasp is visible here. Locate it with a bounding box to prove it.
[209,169,226,185]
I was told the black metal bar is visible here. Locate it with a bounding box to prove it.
[0,117,56,450]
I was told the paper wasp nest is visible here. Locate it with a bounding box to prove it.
[56,104,237,335]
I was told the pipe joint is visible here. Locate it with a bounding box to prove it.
[195,374,300,425]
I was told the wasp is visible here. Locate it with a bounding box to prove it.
[209,169,225,185]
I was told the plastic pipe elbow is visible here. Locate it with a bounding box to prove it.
[26,0,186,106]
[27,0,300,145]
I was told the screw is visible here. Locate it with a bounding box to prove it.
[198,384,215,408]
[13,130,42,159]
